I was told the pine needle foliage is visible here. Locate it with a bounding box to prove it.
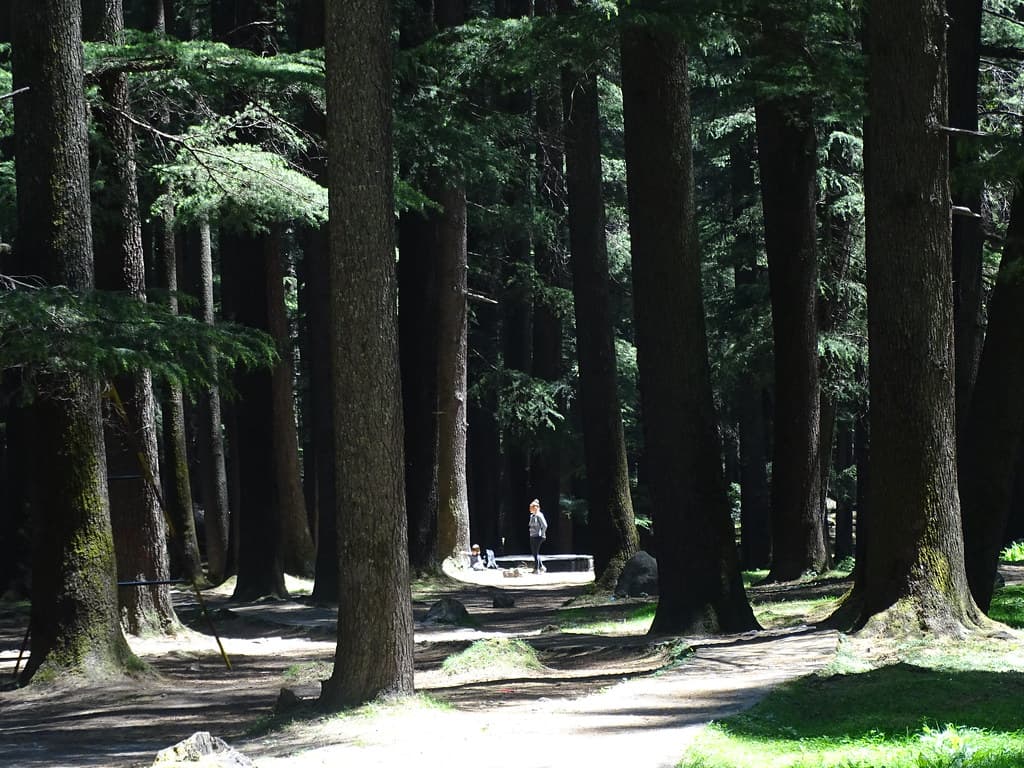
[0,283,276,401]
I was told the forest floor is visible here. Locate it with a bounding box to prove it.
[3,564,1017,768]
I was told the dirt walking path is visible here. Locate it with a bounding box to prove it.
[0,567,840,768]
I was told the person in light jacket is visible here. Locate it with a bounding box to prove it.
[528,498,548,574]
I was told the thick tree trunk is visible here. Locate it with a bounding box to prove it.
[182,220,231,584]
[559,3,637,586]
[755,95,826,580]
[947,0,985,451]
[13,0,138,681]
[830,0,985,636]
[221,231,288,601]
[320,0,415,708]
[961,181,1024,611]
[621,17,756,634]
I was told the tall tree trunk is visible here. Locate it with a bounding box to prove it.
[183,219,231,584]
[265,228,315,576]
[155,202,205,586]
[432,0,471,563]
[730,137,771,569]
[13,0,138,681]
[621,15,756,634]
[320,0,415,708]
[221,231,288,600]
[398,208,440,572]
[755,95,826,580]
[947,0,984,451]
[435,186,472,561]
[559,0,637,586]
[84,0,178,634]
[531,41,568,552]
[833,419,855,560]
[961,180,1024,611]
[829,0,985,636]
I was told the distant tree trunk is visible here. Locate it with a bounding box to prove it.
[531,44,568,551]
[621,15,757,634]
[961,180,1024,611]
[435,186,472,561]
[320,0,415,708]
[560,0,637,586]
[84,0,178,634]
[0,394,29,597]
[221,231,287,601]
[13,0,138,682]
[155,202,205,587]
[833,419,855,560]
[295,0,339,601]
[398,208,440,572]
[183,219,231,584]
[829,0,985,635]
[433,0,471,563]
[730,137,771,569]
[304,225,340,602]
[265,228,315,576]
[756,94,826,580]
[469,281,503,553]
[947,0,984,452]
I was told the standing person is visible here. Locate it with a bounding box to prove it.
[528,499,548,574]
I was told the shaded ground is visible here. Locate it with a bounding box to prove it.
[1,566,853,768]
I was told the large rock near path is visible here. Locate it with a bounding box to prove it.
[424,596,471,625]
[614,551,659,598]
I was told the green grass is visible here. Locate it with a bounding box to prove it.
[558,603,657,635]
[283,660,333,685]
[678,664,1024,768]
[989,585,1024,629]
[441,638,544,677]
[752,596,839,629]
[1000,541,1024,563]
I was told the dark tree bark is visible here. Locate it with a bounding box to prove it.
[221,231,287,601]
[182,219,231,584]
[13,0,138,681]
[621,15,757,634]
[755,94,826,580]
[559,0,637,586]
[320,0,414,707]
[265,228,315,577]
[84,0,177,634]
[433,0,471,563]
[961,180,1024,611]
[435,186,472,561]
[294,0,340,601]
[531,41,569,552]
[1005,446,1024,546]
[947,0,985,451]
[398,208,440,572]
[212,0,315,583]
[730,137,771,569]
[833,419,855,561]
[829,0,985,635]
[155,202,205,587]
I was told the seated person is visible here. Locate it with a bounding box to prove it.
[469,544,486,570]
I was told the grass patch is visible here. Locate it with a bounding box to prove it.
[441,638,544,677]
[678,664,1024,768]
[1000,541,1024,563]
[990,585,1024,629]
[283,660,333,685]
[559,603,656,635]
[743,570,769,588]
[751,596,838,629]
